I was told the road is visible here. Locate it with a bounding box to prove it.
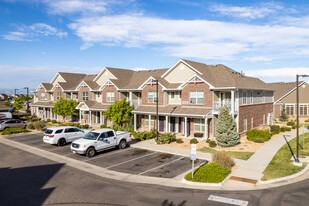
[1,143,309,206]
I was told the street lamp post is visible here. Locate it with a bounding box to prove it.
[155,80,159,141]
[296,74,309,164]
[24,87,29,114]
[14,88,18,96]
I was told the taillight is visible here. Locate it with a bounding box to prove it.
[48,135,54,138]
[130,133,131,137]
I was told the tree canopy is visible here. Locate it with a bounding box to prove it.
[53,98,78,122]
[13,97,24,112]
[279,103,289,122]
[104,98,134,127]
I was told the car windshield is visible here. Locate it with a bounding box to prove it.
[44,129,54,134]
[84,132,100,140]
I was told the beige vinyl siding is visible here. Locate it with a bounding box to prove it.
[168,91,181,104]
[51,74,66,85]
[165,62,197,83]
[95,70,117,85]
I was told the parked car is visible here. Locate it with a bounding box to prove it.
[0,112,12,119]
[43,126,90,146]
[71,129,132,157]
[0,119,27,131]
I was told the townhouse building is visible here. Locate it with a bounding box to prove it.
[31,59,274,138]
[268,81,309,121]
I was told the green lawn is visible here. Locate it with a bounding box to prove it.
[262,132,309,181]
[198,147,254,160]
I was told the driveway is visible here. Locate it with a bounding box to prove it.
[4,133,203,178]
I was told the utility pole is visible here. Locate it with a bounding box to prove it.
[24,87,29,114]
[14,88,18,96]
[155,80,159,141]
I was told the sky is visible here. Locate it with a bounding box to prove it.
[1,0,309,91]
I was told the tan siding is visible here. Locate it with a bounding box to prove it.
[165,62,197,83]
[279,83,309,103]
[96,70,116,85]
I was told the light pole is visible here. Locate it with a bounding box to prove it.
[14,88,18,96]
[24,87,29,114]
[155,80,159,141]
[296,74,309,164]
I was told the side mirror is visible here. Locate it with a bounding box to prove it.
[98,137,103,141]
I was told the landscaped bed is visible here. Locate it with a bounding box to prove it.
[261,132,309,181]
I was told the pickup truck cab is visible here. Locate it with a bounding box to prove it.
[71,129,131,157]
[43,126,89,146]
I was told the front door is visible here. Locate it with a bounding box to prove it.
[97,112,100,124]
[187,118,191,136]
[159,116,164,132]
[170,117,175,132]
[178,117,182,132]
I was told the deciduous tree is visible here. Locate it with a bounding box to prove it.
[104,98,134,127]
[53,98,78,122]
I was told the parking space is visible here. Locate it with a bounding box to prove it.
[5,133,204,178]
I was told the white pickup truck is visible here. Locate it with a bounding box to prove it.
[70,129,132,157]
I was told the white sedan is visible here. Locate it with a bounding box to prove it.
[43,126,89,146]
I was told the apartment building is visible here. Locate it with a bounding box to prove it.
[268,81,309,121]
[31,59,274,138]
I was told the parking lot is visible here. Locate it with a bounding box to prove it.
[5,133,203,178]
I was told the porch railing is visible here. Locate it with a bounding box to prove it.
[130,100,141,108]
[213,101,237,112]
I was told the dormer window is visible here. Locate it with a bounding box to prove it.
[106,92,114,102]
[41,92,46,100]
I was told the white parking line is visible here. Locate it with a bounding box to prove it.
[208,195,248,206]
[83,147,135,162]
[106,152,157,169]
[138,156,185,175]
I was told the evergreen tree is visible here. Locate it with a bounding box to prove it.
[53,98,78,122]
[104,98,134,127]
[279,103,289,122]
[215,105,239,147]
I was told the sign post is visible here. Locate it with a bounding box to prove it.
[191,144,197,179]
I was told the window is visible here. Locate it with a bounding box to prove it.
[41,92,46,100]
[242,91,247,105]
[243,118,247,131]
[56,92,62,100]
[82,92,89,101]
[300,105,308,116]
[194,119,205,132]
[170,92,175,99]
[106,92,114,102]
[179,92,182,98]
[250,91,253,104]
[55,129,63,134]
[190,91,204,104]
[148,91,157,103]
[65,128,74,133]
[251,117,254,129]
[106,131,114,137]
[286,105,295,116]
[145,116,155,126]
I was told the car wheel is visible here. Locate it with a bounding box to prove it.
[119,139,126,149]
[86,147,95,157]
[57,138,66,147]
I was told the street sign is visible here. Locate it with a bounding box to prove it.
[191,154,196,160]
[191,144,196,155]
[191,144,197,178]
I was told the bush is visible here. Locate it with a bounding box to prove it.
[46,118,51,122]
[212,151,235,169]
[27,122,46,131]
[100,124,107,128]
[292,125,296,129]
[281,127,291,132]
[209,140,217,148]
[51,120,57,124]
[176,138,183,144]
[156,133,176,144]
[246,129,271,143]
[270,125,280,134]
[270,131,277,137]
[1,128,30,135]
[29,118,38,122]
[206,139,210,143]
[190,138,198,144]
[185,162,231,183]
[81,124,89,129]
[132,129,157,141]
[287,121,295,126]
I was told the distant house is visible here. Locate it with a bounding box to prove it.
[268,81,309,121]
[0,94,8,101]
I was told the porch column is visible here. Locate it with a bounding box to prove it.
[148,114,151,131]
[166,116,169,133]
[89,111,92,125]
[231,90,235,115]
[79,110,82,124]
[43,107,46,120]
[71,92,73,100]
[176,117,179,133]
[129,92,132,102]
[100,111,103,125]
[205,117,208,139]
[37,107,39,117]
[102,112,105,125]
[134,113,137,131]
[184,117,187,137]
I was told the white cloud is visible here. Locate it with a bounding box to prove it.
[3,23,67,41]
[68,14,309,60]
[243,56,272,62]
[209,2,283,19]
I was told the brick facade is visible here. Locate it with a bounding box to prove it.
[78,86,91,102]
[38,88,47,101]
[181,82,213,107]
[274,104,281,118]
[102,85,119,104]
[141,84,164,105]
[53,87,64,102]
[238,103,273,132]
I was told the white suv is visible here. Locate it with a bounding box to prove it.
[43,126,88,146]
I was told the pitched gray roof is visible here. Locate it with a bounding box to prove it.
[267,81,304,101]
[41,83,53,91]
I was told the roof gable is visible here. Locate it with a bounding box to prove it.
[275,81,308,103]
[50,73,66,85]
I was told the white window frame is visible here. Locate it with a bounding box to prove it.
[251,117,253,129]
[243,118,247,132]
[148,91,157,103]
[286,104,295,116]
[190,91,204,104]
[82,92,89,101]
[106,92,115,102]
[299,104,308,116]
[56,92,62,100]
[170,92,175,99]
[144,116,155,126]
[242,91,247,105]
[41,92,46,100]
[194,119,205,132]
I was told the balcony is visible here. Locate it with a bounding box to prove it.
[213,101,238,113]
[130,100,141,108]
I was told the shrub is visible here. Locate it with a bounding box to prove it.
[292,125,296,129]
[287,121,295,126]
[281,127,291,132]
[190,138,198,144]
[209,140,217,148]
[305,119,309,122]
[176,138,183,144]
[156,133,176,144]
[29,118,38,122]
[246,129,271,143]
[51,120,57,124]
[46,118,51,122]
[185,162,231,183]
[81,124,89,129]
[206,139,210,143]
[270,131,277,137]
[100,124,107,128]
[26,122,35,130]
[1,128,30,135]
[270,125,280,134]
[212,151,235,169]
[132,129,157,141]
